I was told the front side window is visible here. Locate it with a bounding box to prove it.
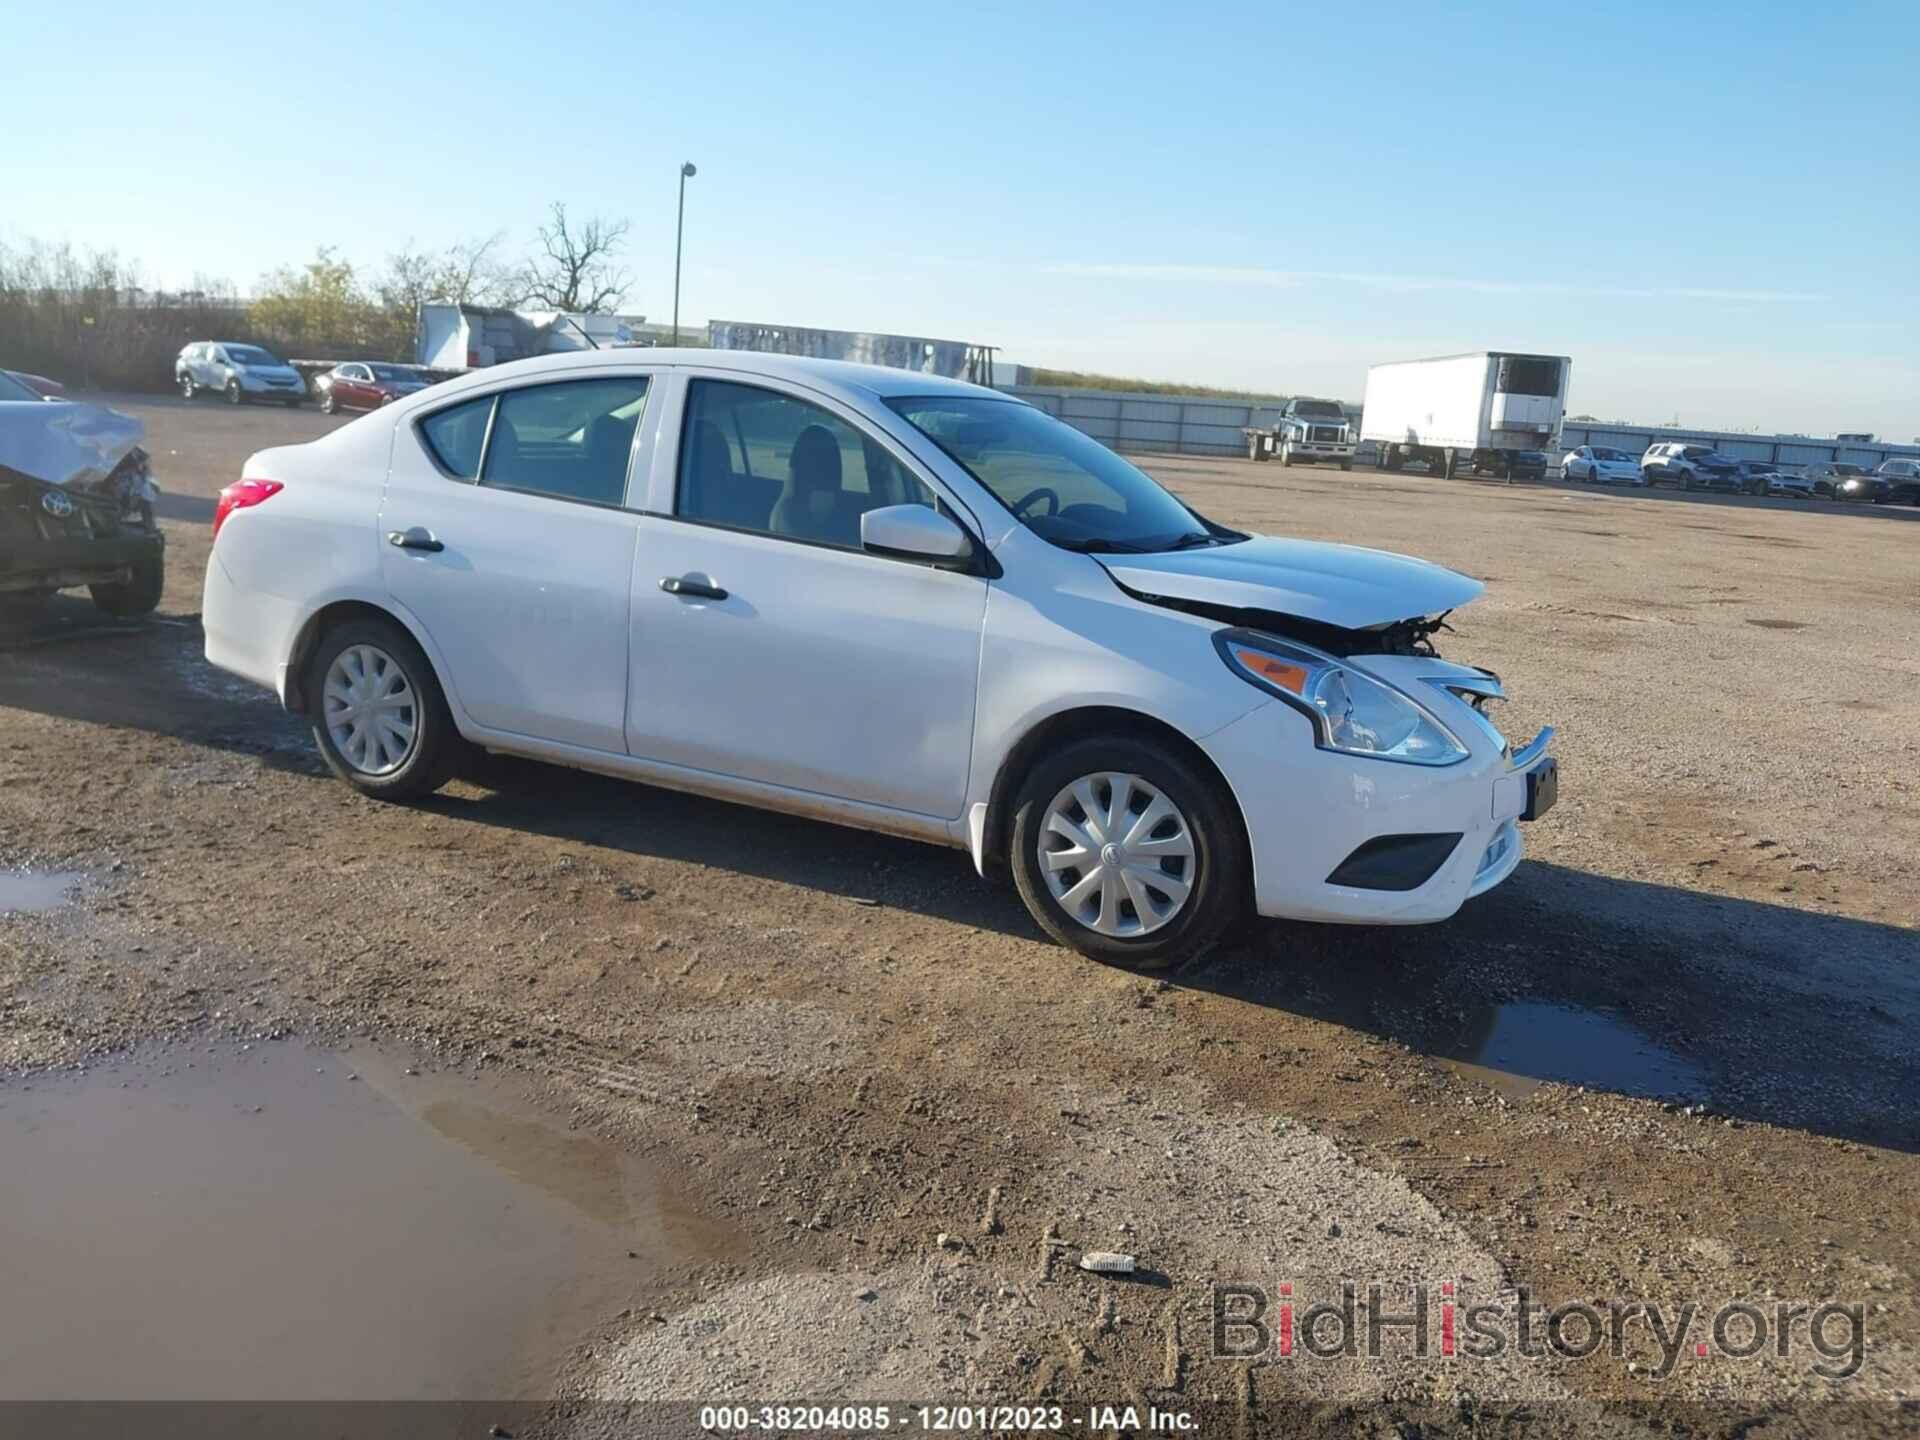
[887,395,1217,554]
[481,377,650,506]
[676,380,934,548]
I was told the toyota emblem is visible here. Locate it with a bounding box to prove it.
[40,490,76,519]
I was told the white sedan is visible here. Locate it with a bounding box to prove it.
[1561,445,1644,485]
[203,351,1558,967]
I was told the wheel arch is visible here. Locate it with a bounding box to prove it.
[282,597,455,719]
[978,704,1252,881]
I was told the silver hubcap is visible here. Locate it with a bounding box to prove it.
[323,644,418,776]
[1039,772,1196,938]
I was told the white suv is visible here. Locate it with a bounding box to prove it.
[176,342,306,407]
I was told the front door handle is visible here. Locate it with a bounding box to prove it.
[388,527,444,553]
[660,575,727,601]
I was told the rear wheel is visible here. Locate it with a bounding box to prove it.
[1009,734,1247,970]
[305,617,464,801]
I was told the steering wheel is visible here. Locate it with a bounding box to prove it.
[1010,486,1060,520]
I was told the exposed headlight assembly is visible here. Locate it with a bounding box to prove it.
[1215,629,1469,766]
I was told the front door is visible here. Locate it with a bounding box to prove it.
[380,372,654,753]
[625,376,986,819]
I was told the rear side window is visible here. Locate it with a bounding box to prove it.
[419,396,492,480]
[481,377,650,506]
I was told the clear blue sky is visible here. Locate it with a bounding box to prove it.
[9,1,1917,435]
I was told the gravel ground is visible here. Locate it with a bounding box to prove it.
[1,394,1915,1426]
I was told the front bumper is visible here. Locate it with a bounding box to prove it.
[1200,670,1556,924]
[0,529,163,591]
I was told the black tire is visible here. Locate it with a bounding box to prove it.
[1008,733,1248,970]
[178,373,196,401]
[1280,444,1295,467]
[304,616,465,801]
[1339,459,1352,471]
[226,379,242,405]
[89,552,164,618]
[1442,448,1458,480]
[320,390,338,415]
[1247,437,1259,462]
[284,395,303,408]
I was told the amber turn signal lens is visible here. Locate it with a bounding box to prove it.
[1232,646,1310,695]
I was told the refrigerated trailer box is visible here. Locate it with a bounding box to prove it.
[1361,352,1571,479]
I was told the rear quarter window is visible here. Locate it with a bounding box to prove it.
[418,396,493,480]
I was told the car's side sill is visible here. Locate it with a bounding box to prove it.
[462,727,965,850]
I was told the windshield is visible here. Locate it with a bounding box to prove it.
[0,371,43,402]
[226,345,282,367]
[1591,447,1629,461]
[887,395,1220,553]
[1290,400,1345,418]
[1833,464,1863,475]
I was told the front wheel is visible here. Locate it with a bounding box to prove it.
[225,379,242,405]
[1009,735,1247,970]
[89,552,164,618]
[178,374,196,401]
[305,617,465,801]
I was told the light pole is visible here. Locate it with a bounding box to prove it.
[672,162,697,345]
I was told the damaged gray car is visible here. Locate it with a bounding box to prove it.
[0,373,165,618]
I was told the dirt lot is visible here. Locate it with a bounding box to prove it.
[2,395,1916,1430]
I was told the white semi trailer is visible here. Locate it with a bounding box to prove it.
[1361,352,1571,480]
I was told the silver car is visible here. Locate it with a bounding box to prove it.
[175,342,306,407]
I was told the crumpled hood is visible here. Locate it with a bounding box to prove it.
[0,400,146,489]
[1099,535,1484,630]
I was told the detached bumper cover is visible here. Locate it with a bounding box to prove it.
[1,529,162,581]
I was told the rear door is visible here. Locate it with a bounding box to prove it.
[380,370,655,752]
[624,372,987,818]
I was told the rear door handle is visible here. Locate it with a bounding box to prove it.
[660,575,727,601]
[387,527,444,553]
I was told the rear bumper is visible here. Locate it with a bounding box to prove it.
[1201,697,1555,925]
[202,547,304,701]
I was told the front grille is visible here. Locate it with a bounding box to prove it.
[1309,426,1344,443]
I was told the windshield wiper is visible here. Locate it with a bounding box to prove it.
[1166,531,1219,551]
[1050,536,1154,554]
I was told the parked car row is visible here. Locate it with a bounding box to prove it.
[173,342,438,412]
[1560,444,1919,504]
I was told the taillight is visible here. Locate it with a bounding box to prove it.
[212,478,283,539]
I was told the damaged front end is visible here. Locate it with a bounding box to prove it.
[1,402,165,611]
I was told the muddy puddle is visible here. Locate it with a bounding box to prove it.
[1442,1000,1710,1104]
[0,1040,739,1400]
[0,868,86,915]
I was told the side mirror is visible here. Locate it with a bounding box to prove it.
[860,504,973,568]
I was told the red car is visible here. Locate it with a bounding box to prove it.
[3,369,65,399]
[313,362,432,415]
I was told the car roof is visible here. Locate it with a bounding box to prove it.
[414,347,1006,408]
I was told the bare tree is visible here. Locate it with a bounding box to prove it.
[518,202,631,312]
[378,232,510,316]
